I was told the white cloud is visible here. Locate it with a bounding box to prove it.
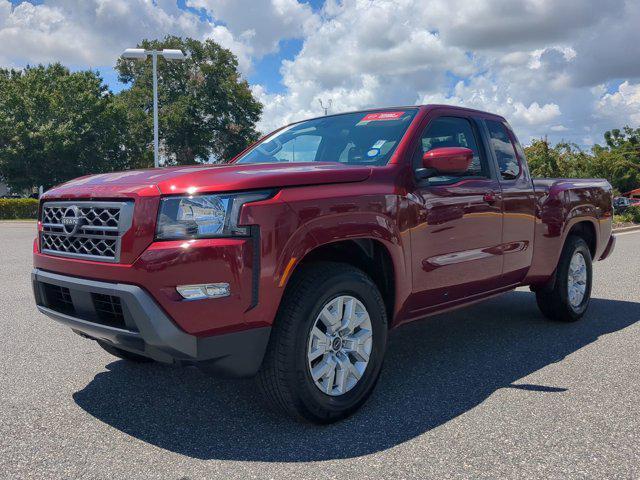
[252,0,640,144]
[206,25,254,73]
[189,0,319,58]
[0,0,206,67]
[596,81,640,126]
[425,0,623,50]
[1,0,639,146]
[254,0,475,132]
[0,0,319,75]
[513,102,562,125]
[419,76,561,136]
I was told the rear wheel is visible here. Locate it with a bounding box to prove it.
[258,262,387,423]
[97,341,154,363]
[535,236,592,322]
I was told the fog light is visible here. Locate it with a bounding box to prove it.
[176,283,230,300]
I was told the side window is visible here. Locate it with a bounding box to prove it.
[416,116,485,179]
[486,120,521,180]
[273,135,322,162]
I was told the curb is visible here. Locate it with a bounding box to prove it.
[613,224,640,234]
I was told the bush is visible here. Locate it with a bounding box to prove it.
[0,198,39,219]
[616,205,640,224]
[624,206,640,223]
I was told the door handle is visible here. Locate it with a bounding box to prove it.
[483,190,500,204]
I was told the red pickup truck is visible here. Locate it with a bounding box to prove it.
[32,105,615,423]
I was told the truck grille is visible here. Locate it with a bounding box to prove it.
[40,201,134,263]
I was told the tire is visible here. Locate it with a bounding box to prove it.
[257,261,388,423]
[97,340,154,363]
[535,235,593,322]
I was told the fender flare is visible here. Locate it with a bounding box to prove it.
[273,211,409,317]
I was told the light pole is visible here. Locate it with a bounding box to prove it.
[121,48,187,168]
[318,98,332,116]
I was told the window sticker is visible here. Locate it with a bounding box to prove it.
[372,140,386,149]
[357,111,405,125]
[367,148,380,157]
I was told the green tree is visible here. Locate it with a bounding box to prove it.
[525,129,640,195]
[0,64,130,191]
[593,126,640,194]
[604,126,640,150]
[116,36,262,165]
[525,138,561,177]
[525,139,592,178]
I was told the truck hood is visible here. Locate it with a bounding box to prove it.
[43,162,373,198]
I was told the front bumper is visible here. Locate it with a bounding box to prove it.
[32,269,271,377]
[33,237,258,336]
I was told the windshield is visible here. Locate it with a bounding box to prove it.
[235,109,418,166]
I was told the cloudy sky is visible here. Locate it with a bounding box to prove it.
[1,0,639,146]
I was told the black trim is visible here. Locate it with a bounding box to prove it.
[474,117,500,181]
[249,225,261,310]
[469,117,499,180]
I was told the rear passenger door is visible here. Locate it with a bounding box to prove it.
[408,115,504,313]
[483,120,536,284]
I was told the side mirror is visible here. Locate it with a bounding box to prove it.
[422,147,473,175]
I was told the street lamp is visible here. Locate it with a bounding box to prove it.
[121,48,188,168]
[318,98,333,116]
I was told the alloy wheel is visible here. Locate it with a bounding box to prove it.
[306,295,373,396]
[567,251,588,308]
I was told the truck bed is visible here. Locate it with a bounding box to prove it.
[526,177,613,284]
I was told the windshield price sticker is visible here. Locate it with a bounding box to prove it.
[358,111,405,124]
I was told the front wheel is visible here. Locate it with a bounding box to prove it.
[258,262,387,423]
[536,235,593,322]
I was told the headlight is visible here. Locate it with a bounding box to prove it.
[155,191,272,240]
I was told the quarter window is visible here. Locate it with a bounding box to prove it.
[486,120,521,180]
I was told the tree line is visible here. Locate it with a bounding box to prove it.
[0,36,262,191]
[525,127,640,195]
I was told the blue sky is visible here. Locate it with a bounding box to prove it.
[249,38,303,94]
[1,0,639,144]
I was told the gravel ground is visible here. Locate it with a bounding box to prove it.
[1,222,638,479]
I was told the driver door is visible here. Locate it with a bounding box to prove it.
[408,115,504,314]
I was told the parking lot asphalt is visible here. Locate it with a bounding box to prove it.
[1,222,638,479]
